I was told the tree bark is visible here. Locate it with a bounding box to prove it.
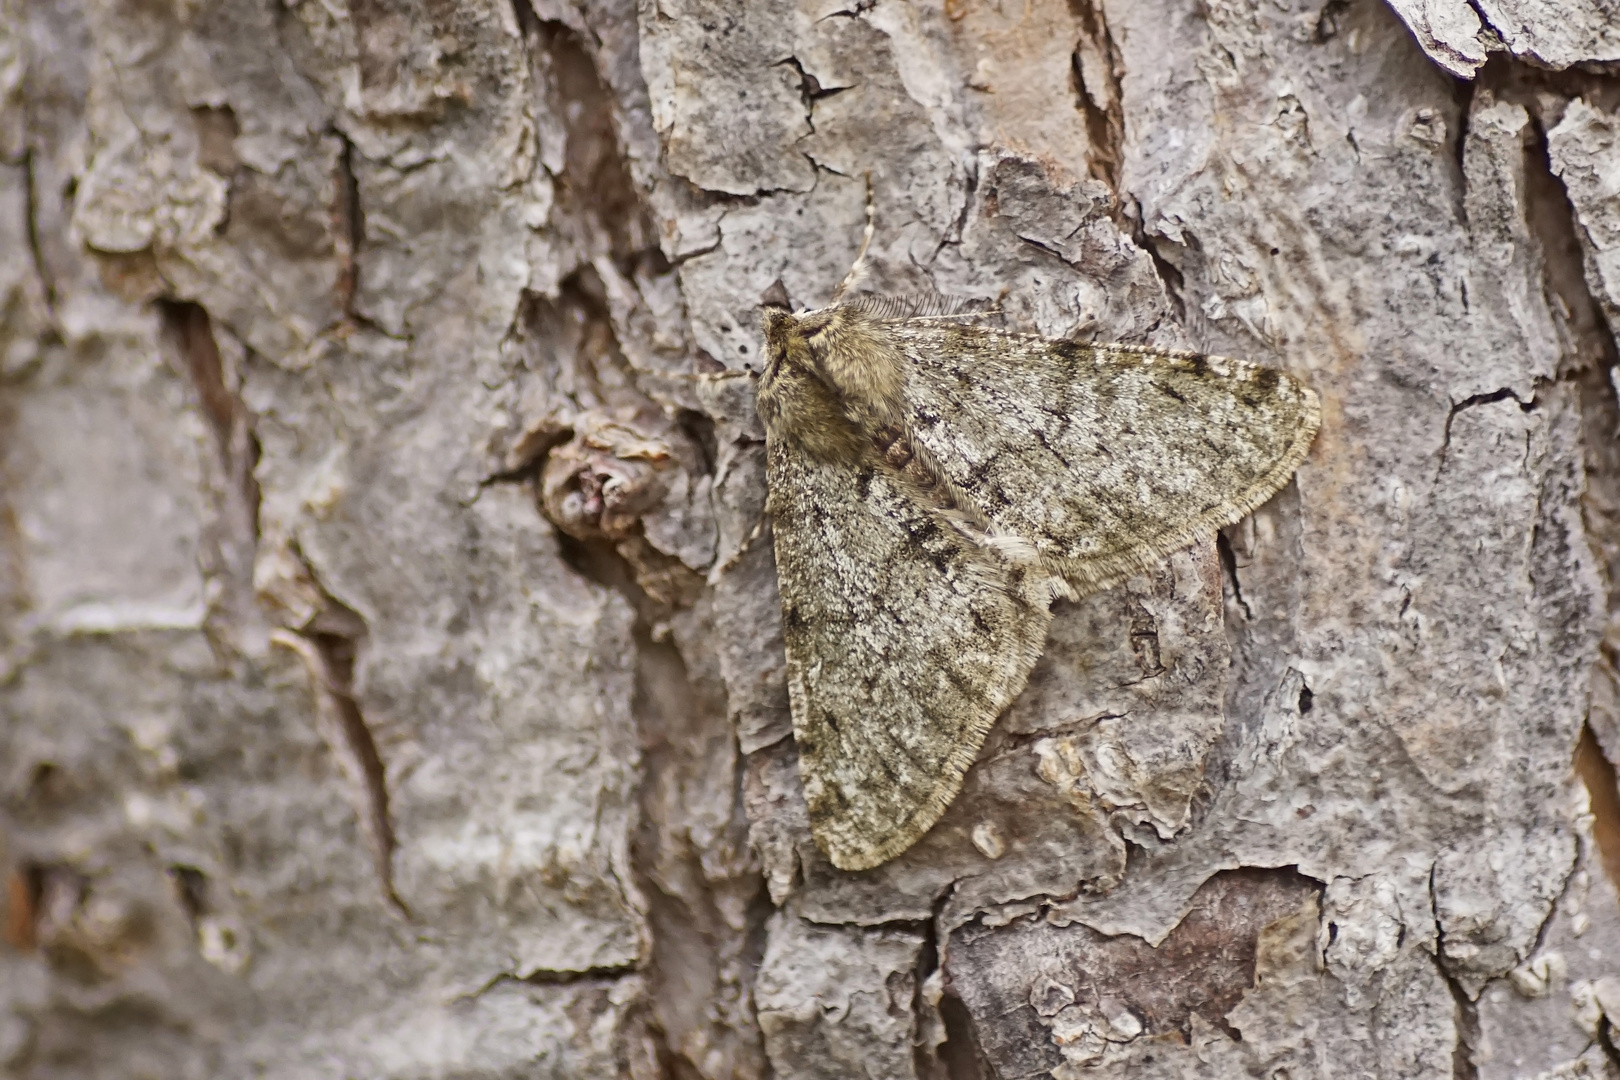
[4,0,1620,1076]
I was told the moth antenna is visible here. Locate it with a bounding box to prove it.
[654,369,757,384]
[901,310,1003,322]
[830,173,876,305]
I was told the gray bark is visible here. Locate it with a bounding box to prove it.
[4,0,1620,1076]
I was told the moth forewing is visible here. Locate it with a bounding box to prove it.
[764,429,1053,870]
[893,327,1321,594]
[758,304,1319,870]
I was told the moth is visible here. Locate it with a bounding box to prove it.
[756,290,1320,871]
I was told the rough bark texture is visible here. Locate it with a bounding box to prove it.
[5,0,1620,1076]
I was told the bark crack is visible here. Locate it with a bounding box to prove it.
[159,301,264,656]
[1480,62,1620,915]
[558,529,770,1079]
[1461,0,1505,55]
[1436,387,1526,476]
[460,963,642,1004]
[1216,531,1254,623]
[522,963,641,985]
[22,149,58,323]
[917,883,993,1080]
[1141,234,1188,328]
[517,14,661,272]
[1576,723,1620,893]
[781,56,847,110]
[335,130,365,321]
[1428,864,1481,1079]
[1068,0,1124,195]
[946,154,979,252]
[270,569,407,918]
[159,301,261,537]
[327,129,406,342]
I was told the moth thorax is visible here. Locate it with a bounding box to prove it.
[814,310,908,428]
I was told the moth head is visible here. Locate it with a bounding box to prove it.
[756,308,804,389]
[759,305,906,430]
[755,307,859,458]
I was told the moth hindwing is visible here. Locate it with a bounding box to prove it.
[756,302,1320,871]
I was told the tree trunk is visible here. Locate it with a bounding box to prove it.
[5,0,1620,1075]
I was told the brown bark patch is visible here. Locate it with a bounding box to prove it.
[946,867,1321,1075]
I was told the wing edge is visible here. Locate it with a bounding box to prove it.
[1040,378,1321,597]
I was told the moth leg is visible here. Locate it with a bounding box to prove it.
[707,516,768,584]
